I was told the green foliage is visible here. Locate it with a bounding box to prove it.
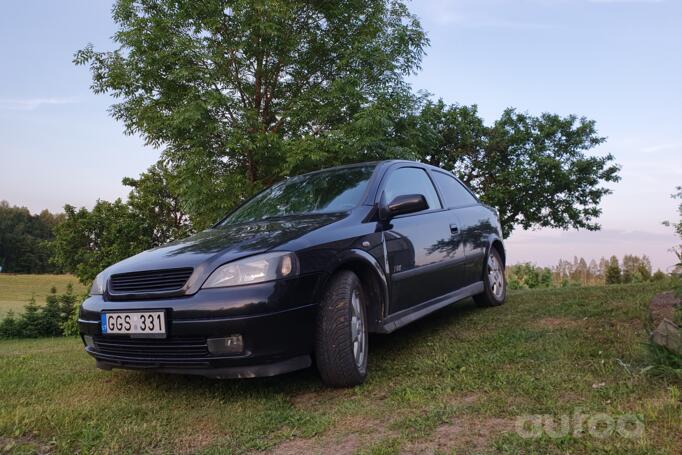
[52,161,191,284]
[0,201,63,273]
[75,0,428,229]
[622,253,652,283]
[0,286,81,339]
[121,160,193,243]
[605,256,622,285]
[0,311,20,338]
[76,0,619,238]
[60,293,82,337]
[647,343,682,379]
[506,263,552,290]
[637,263,652,282]
[513,255,654,289]
[410,100,620,237]
[51,199,149,284]
[652,269,667,281]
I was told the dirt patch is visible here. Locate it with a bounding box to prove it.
[650,291,681,327]
[445,392,480,408]
[269,397,505,455]
[532,317,584,330]
[269,416,397,455]
[0,436,53,454]
[402,416,515,455]
[289,388,352,410]
[174,419,220,454]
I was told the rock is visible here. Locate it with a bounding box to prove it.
[649,291,680,328]
[651,318,682,355]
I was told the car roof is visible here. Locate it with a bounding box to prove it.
[292,159,429,178]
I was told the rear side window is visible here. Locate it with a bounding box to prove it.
[383,167,441,211]
[432,171,477,208]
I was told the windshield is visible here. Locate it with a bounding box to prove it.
[221,165,375,224]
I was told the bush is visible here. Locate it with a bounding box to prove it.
[506,263,553,290]
[0,285,84,339]
[0,311,20,338]
[652,270,667,281]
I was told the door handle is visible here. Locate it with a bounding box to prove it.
[450,224,460,235]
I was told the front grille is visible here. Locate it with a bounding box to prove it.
[109,268,193,294]
[93,336,208,359]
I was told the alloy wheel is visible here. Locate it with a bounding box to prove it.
[350,289,366,368]
[488,254,505,299]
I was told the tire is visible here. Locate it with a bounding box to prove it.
[315,270,368,387]
[474,247,507,307]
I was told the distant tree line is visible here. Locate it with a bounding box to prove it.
[0,201,63,273]
[506,254,668,290]
[0,161,191,279]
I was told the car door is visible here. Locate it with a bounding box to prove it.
[430,171,491,286]
[380,165,465,314]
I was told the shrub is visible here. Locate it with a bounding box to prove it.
[506,263,553,289]
[0,311,20,338]
[0,285,84,339]
[652,269,667,281]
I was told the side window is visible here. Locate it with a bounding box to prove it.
[432,171,477,208]
[383,167,442,211]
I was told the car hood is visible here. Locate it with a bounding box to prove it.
[104,213,345,277]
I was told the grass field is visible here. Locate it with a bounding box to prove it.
[0,281,680,454]
[0,274,86,317]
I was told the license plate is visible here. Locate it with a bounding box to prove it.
[101,311,166,337]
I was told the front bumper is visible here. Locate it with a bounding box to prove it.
[78,276,321,378]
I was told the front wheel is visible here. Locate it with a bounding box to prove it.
[474,248,507,307]
[315,271,368,387]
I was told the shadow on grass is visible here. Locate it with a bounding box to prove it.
[110,298,484,397]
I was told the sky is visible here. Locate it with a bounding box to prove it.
[1,0,680,271]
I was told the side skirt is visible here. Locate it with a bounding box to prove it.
[375,281,484,334]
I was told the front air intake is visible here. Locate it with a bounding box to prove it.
[108,268,194,294]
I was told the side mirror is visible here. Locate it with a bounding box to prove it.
[379,193,429,221]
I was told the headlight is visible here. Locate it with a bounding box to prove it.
[90,273,106,295]
[202,252,299,289]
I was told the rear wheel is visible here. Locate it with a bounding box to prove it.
[474,248,506,307]
[315,271,368,387]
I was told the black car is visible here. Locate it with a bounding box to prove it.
[79,160,506,387]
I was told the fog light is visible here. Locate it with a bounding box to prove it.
[83,335,95,348]
[207,335,243,354]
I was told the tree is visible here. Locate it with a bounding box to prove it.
[621,254,651,282]
[51,200,150,283]
[0,201,63,273]
[52,163,192,283]
[75,0,428,229]
[122,160,193,243]
[605,256,622,285]
[652,270,667,281]
[539,268,553,288]
[636,263,652,282]
[410,101,621,237]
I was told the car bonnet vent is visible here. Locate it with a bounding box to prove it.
[109,268,194,294]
